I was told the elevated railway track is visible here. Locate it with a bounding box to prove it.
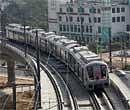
[6,40,130,110]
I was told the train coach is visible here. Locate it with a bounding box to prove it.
[6,23,110,90]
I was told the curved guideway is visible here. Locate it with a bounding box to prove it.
[47,57,93,110]
[110,73,130,109]
[38,66,58,110]
[8,41,126,110]
[8,42,93,110]
[104,86,126,110]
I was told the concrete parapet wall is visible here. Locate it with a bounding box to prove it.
[0,42,38,83]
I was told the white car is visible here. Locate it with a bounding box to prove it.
[112,50,130,57]
[115,70,128,80]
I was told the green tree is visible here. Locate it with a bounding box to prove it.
[5,0,48,30]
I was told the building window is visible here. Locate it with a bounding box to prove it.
[59,24,62,31]
[90,26,92,33]
[97,9,101,13]
[121,7,125,12]
[60,8,62,12]
[86,25,89,32]
[78,7,84,13]
[67,7,73,13]
[117,7,120,13]
[81,25,84,32]
[112,17,115,22]
[126,25,130,31]
[89,17,91,23]
[98,26,101,33]
[67,25,69,32]
[70,7,73,12]
[112,8,115,13]
[78,25,80,32]
[74,25,77,32]
[59,16,62,21]
[66,16,68,22]
[117,17,120,22]
[63,25,66,31]
[94,17,97,23]
[77,17,80,22]
[70,25,73,32]
[69,16,73,22]
[98,17,101,23]
[121,16,125,22]
[89,7,96,13]
[80,17,84,23]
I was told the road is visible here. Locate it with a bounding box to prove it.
[102,52,130,69]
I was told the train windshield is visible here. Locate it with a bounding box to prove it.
[87,65,107,80]
[100,65,107,78]
[87,66,94,80]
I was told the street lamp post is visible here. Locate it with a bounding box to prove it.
[109,27,112,73]
[0,6,7,45]
[78,5,84,45]
[35,30,41,109]
[80,16,84,45]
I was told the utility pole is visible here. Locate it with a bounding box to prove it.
[78,0,84,45]
[124,40,127,68]
[109,27,112,73]
[0,6,7,45]
[66,2,72,40]
[121,36,124,69]
[22,12,27,57]
[12,77,16,110]
[80,16,84,45]
[35,30,41,109]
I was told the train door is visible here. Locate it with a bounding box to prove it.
[45,39,47,52]
[87,66,94,80]
[77,63,80,77]
[100,65,107,79]
[55,45,58,56]
[81,67,84,83]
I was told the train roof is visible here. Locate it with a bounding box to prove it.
[73,46,88,53]
[79,51,97,58]
[7,24,31,33]
[44,32,55,36]
[86,61,107,66]
[71,45,101,64]
[57,39,77,46]
[79,51,101,63]
[8,23,21,28]
[65,43,80,49]
[39,32,55,38]
[29,28,44,34]
[48,35,66,41]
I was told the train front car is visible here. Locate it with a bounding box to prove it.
[86,61,110,90]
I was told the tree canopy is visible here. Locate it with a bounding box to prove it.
[5,0,48,30]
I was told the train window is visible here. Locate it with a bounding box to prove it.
[77,63,80,76]
[73,58,76,71]
[93,65,101,80]
[81,68,84,81]
[101,65,107,78]
[69,54,72,65]
[87,66,93,79]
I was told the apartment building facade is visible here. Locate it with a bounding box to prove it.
[48,0,130,44]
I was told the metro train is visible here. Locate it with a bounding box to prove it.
[6,23,110,90]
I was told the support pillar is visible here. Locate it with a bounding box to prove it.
[7,59,15,83]
[7,59,16,110]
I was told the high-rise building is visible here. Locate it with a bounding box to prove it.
[48,0,130,44]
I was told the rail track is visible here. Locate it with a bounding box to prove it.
[40,58,79,110]
[7,41,127,110]
[89,89,115,110]
[9,41,78,110]
[39,63,64,110]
